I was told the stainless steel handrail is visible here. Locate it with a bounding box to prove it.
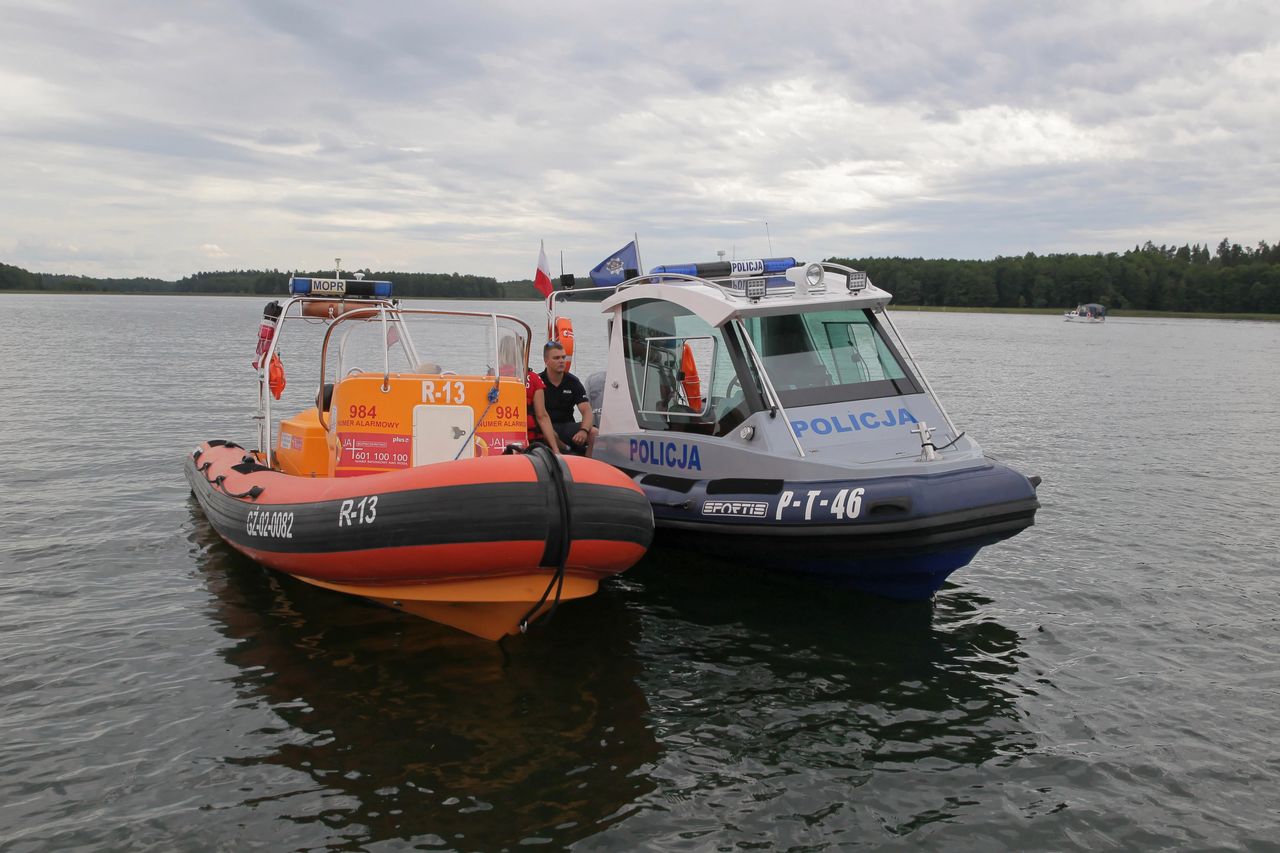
[314,306,533,432]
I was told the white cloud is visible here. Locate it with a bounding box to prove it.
[0,1,1276,279]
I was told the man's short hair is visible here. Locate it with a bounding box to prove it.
[543,340,566,354]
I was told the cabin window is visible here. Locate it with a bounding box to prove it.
[742,308,920,406]
[621,299,762,436]
[633,335,716,417]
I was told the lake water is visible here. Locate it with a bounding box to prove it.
[1,294,1278,851]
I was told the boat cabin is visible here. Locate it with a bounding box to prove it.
[553,259,983,480]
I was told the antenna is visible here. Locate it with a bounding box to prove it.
[717,250,726,261]
[335,257,342,276]
[764,221,773,254]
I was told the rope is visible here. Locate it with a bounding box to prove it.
[452,380,502,461]
[519,445,571,634]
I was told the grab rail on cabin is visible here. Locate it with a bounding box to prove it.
[315,306,533,433]
[255,297,532,469]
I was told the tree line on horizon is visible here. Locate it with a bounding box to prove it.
[3,238,1279,313]
[829,238,1280,313]
[0,265,538,300]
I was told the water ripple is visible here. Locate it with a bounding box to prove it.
[2,298,1278,849]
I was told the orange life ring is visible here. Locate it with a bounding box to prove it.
[268,352,287,400]
[680,342,702,411]
[553,316,575,371]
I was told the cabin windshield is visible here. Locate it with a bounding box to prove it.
[741,308,921,407]
[266,301,531,437]
[308,308,530,380]
[262,302,535,471]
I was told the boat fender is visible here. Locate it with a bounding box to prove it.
[301,299,370,320]
[679,342,703,411]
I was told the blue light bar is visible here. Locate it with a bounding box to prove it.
[649,262,702,277]
[289,277,393,297]
[649,257,799,279]
[761,257,799,274]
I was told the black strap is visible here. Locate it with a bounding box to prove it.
[519,445,571,633]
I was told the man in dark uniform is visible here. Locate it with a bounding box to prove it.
[538,340,595,455]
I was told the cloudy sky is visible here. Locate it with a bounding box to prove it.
[2,1,1276,281]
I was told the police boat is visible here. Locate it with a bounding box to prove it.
[186,268,653,640]
[548,257,1040,600]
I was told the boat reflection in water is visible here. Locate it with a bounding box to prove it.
[596,543,1037,846]
[192,503,1036,847]
[191,507,657,850]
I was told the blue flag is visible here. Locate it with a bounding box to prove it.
[588,241,639,287]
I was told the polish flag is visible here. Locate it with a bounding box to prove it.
[534,241,554,297]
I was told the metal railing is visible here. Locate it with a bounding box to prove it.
[255,297,531,467]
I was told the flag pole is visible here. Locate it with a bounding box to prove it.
[544,239,557,342]
[634,232,643,273]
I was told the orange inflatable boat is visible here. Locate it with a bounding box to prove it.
[186,271,652,640]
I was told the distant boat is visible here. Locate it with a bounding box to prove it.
[1065,303,1106,322]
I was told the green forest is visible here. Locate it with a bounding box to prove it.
[0,265,538,300]
[3,238,1279,314]
[831,239,1280,314]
